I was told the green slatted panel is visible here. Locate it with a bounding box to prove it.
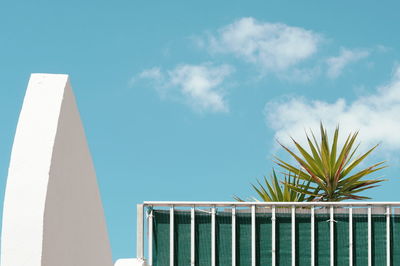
[175,212,191,266]
[236,213,251,266]
[195,212,211,266]
[296,213,311,266]
[372,214,386,266]
[216,212,232,266]
[256,212,272,266]
[353,214,368,266]
[391,211,400,265]
[276,213,291,266]
[316,213,330,266]
[153,211,170,266]
[152,208,400,266]
[334,213,349,266]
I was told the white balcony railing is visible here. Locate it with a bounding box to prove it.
[137,201,400,266]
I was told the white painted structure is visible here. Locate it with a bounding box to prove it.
[1,74,114,266]
[114,258,147,266]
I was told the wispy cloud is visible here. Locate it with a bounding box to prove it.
[139,67,163,80]
[204,17,321,72]
[265,65,400,151]
[137,63,234,113]
[326,48,370,78]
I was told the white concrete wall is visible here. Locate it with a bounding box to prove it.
[1,74,113,266]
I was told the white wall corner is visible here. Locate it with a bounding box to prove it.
[115,258,148,266]
[1,74,113,266]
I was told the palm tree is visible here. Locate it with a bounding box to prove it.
[235,170,312,202]
[275,124,386,201]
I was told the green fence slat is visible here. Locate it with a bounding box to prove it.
[372,214,386,266]
[196,212,211,266]
[296,213,311,266]
[353,214,368,266]
[153,211,170,266]
[175,212,191,266]
[236,213,251,266]
[315,213,330,266]
[275,213,291,266]
[334,213,349,266]
[391,213,400,264]
[216,212,232,266]
[256,212,272,266]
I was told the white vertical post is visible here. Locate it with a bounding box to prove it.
[232,207,236,266]
[368,206,372,266]
[148,208,154,266]
[330,206,334,266]
[311,206,315,266]
[387,206,391,266]
[292,206,296,266]
[349,207,353,266]
[251,205,256,266]
[211,207,216,266]
[191,207,195,266]
[137,204,144,260]
[272,206,276,266]
[170,206,174,266]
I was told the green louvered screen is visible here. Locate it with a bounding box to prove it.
[372,213,386,265]
[296,213,311,266]
[256,212,272,266]
[196,212,211,266]
[152,208,396,266]
[353,212,368,266]
[216,212,231,266]
[315,213,330,266]
[335,213,349,266]
[153,211,169,266]
[276,212,291,265]
[391,212,400,264]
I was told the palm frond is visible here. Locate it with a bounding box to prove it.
[235,170,312,202]
[274,123,386,201]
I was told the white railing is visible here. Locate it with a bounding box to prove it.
[137,201,400,266]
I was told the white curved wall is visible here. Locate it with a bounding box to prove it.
[1,74,113,266]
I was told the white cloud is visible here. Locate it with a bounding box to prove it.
[265,66,400,151]
[206,17,321,72]
[139,67,163,80]
[137,63,234,113]
[326,48,370,78]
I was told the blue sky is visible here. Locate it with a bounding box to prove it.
[2,0,400,261]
